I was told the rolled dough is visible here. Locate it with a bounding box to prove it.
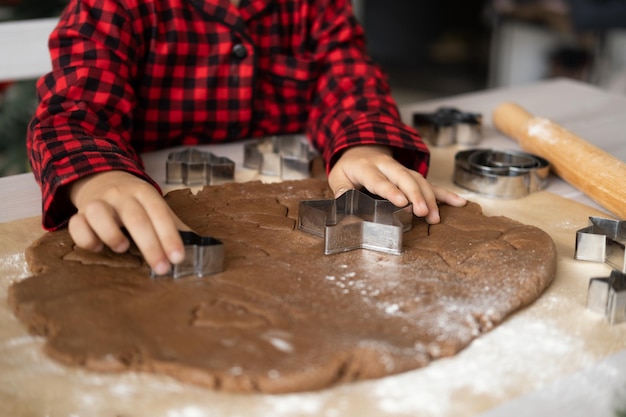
[8,179,556,393]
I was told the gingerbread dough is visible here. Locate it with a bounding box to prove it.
[8,179,556,393]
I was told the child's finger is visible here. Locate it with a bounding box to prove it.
[81,200,130,253]
[142,195,185,265]
[68,213,104,252]
[433,186,467,207]
[117,198,171,275]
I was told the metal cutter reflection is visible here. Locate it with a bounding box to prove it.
[243,134,319,180]
[453,148,550,199]
[587,270,626,325]
[412,107,482,147]
[298,189,413,255]
[151,230,224,279]
[575,216,626,273]
[166,148,235,186]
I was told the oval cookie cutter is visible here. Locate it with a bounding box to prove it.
[453,148,550,198]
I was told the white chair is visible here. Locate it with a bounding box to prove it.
[0,17,58,82]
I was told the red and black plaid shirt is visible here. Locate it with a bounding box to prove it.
[27,0,430,230]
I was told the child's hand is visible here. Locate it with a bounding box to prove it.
[328,145,467,224]
[68,171,187,274]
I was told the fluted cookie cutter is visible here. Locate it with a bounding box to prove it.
[575,217,626,272]
[453,148,550,199]
[166,148,235,186]
[243,134,319,179]
[412,107,482,146]
[298,189,413,255]
[151,230,224,279]
[587,270,626,324]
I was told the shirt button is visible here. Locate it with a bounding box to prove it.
[232,43,248,59]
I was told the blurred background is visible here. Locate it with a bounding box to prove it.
[1,0,625,177]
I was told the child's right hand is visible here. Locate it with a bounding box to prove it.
[68,170,187,275]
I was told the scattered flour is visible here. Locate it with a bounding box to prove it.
[370,315,593,416]
[527,119,559,145]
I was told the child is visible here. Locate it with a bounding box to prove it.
[27,0,466,274]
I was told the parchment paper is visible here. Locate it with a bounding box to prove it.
[1,146,625,417]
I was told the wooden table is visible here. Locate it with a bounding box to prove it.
[1,78,625,416]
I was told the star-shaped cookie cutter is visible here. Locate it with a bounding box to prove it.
[243,134,319,179]
[587,270,626,325]
[575,217,626,272]
[166,148,235,186]
[298,189,413,255]
[151,231,224,279]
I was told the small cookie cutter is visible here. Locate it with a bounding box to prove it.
[151,230,224,279]
[587,270,626,325]
[453,148,550,199]
[243,134,319,179]
[575,217,626,272]
[412,107,482,146]
[298,189,413,255]
[166,148,235,186]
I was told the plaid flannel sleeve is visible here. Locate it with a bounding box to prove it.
[26,0,157,230]
[305,0,430,176]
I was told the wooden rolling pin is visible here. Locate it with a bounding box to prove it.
[492,102,626,219]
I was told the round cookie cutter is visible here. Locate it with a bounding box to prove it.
[453,148,550,198]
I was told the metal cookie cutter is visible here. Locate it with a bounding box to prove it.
[166,148,235,186]
[151,230,224,279]
[587,270,626,324]
[453,148,550,199]
[575,217,626,272]
[412,107,482,146]
[298,189,413,255]
[243,134,319,180]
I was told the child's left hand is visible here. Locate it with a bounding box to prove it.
[328,145,467,224]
